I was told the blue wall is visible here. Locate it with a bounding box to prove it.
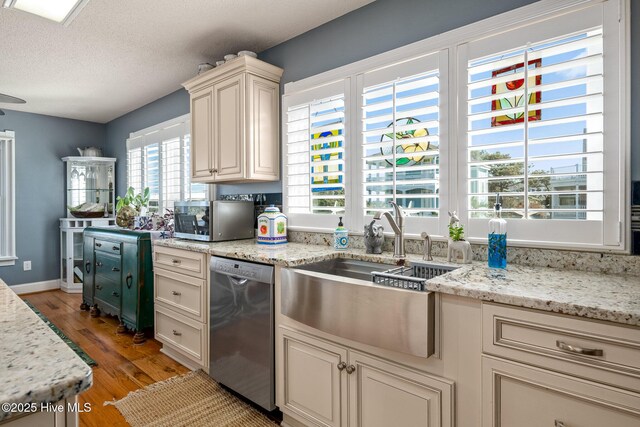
[106,89,190,198]
[0,110,107,285]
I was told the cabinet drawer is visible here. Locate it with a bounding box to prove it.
[95,239,122,255]
[94,277,120,311]
[482,356,640,427]
[483,303,640,391]
[155,305,206,365]
[154,268,206,322]
[95,252,122,283]
[153,246,206,279]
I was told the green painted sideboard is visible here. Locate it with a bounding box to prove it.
[82,227,154,343]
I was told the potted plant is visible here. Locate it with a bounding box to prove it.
[115,187,150,228]
[447,211,472,263]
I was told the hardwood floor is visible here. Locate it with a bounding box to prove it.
[22,290,189,427]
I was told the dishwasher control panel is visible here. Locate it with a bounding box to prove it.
[210,257,274,284]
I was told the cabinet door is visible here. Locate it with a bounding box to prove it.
[191,86,214,181]
[349,350,454,427]
[247,74,279,181]
[281,328,347,427]
[213,74,245,181]
[121,242,139,329]
[482,356,640,427]
[82,235,94,305]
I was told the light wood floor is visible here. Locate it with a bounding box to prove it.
[22,290,189,427]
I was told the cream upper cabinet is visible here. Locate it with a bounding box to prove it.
[183,56,283,183]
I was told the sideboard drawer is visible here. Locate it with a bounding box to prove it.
[94,277,121,313]
[95,239,122,255]
[154,268,206,322]
[483,303,640,391]
[155,305,206,365]
[154,246,207,279]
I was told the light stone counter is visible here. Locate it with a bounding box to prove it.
[0,278,93,421]
[154,238,640,327]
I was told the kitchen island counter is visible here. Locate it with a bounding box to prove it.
[0,278,93,421]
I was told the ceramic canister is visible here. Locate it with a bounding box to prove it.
[257,205,287,245]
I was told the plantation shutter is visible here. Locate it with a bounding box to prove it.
[460,3,621,246]
[358,51,447,235]
[283,79,350,229]
[126,115,205,214]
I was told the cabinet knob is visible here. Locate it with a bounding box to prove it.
[96,261,103,267]
[96,284,103,290]
[337,362,347,371]
[112,246,119,251]
[172,330,182,336]
[95,242,102,247]
[112,291,119,297]
[212,168,218,173]
[171,259,181,264]
[555,421,565,427]
[171,290,181,296]
[345,365,356,374]
[112,267,120,272]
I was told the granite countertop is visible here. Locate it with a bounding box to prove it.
[154,238,640,327]
[0,279,93,421]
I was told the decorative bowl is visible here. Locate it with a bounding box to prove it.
[238,50,257,58]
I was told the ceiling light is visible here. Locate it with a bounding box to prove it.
[2,0,90,26]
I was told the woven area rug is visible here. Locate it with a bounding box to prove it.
[24,300,97,367]
[109,369,279,427]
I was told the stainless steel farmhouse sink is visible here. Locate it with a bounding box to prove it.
[281,258,457,358]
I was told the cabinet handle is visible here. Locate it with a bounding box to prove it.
[337,362,346,371]
[112,291,119,297]
[96,284,103,290]
[126,273,133,289]
[556,340,603,357]
[555,421,565,427]
[96,261,103,267]
[172,330,182,336]
[112,267,120,272]
[96,242,102,247]
[212,168,218,174]
[171,259,181,264]
[112,246,119,251]
[345,365,356,374]
[85,261,91,274]
[171,290,181,296]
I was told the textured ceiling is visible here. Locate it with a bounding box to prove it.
[0,0,373,123]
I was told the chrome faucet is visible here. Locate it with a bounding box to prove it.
[373,201,405,258]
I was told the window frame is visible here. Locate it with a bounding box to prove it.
[126,114,205,213]
[281,0,629,252]
[0,130,16,266]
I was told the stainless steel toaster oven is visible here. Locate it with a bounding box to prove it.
[173,200,254,242]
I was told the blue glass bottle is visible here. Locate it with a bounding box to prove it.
[488,193,507,269]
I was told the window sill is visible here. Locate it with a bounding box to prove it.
[0,256,17,267]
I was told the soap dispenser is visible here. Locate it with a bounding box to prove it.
[488,193,507,268]
[334,217,349,250]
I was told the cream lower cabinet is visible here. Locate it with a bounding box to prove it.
[481,302,640,427]
[483,356,640,426]
[153,246,209,372]
[183,56,283,184]
[281,328,454,427]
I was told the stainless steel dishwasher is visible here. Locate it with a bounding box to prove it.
[209,256,275,411]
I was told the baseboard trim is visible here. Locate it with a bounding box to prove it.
[11,279,61,295]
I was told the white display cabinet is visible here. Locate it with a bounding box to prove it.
[60,157,116,293]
